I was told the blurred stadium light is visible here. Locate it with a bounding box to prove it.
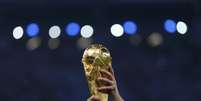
[77,37,93,50]
[164,19,176,33]
[147,32,163,47]
[65,22,80,37]
[13,26,24,40]
[123,21,137,35]
[48,38,60,50]
[110,24,124,37]
[80,25,94,38]
[49,25,61,39]
[26,37,41,50]
[176,21,188,34]
[26,23,39,37]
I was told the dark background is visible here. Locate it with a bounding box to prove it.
[0,0,201,101]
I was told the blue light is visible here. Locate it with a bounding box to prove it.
[26,23,39,37]
[164,19,176,33]
[123,21,137,35]
[65,22,80,36]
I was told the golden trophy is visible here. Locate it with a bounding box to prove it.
[82,44,112,101]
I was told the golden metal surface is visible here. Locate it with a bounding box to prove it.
[82,44,112,101]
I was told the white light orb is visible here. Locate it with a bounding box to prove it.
[13,26,24,39]
[110,24,124,37]
[80,25,94,38]
[176,21,188,35]
[49,25,61,38]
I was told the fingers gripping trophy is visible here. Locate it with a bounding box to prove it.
[82,44,112,101]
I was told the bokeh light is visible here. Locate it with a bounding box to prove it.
[123,21,137,35]
[26,37,41,51]
[65,22,80,36]
[129,35,142,46]
[13,26,24,40]
[176,21,188,35]
[147,32,163,47]
[49,25,61,39]
[48,38,60,50]
[110,24,124,37]
[80,25,94,38]
[77,37,93,50]
[164,19,176,33]
[26,23,39,37]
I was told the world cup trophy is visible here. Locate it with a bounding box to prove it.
[82,44,112,101]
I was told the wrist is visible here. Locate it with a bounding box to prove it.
[110,87,124,101]
[111,87,120,96]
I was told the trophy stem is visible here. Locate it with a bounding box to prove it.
[88,74,109,101]
[96,92,108,101]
